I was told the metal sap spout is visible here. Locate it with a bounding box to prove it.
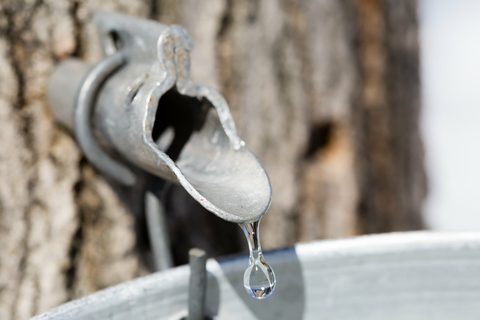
[48,12,271,224]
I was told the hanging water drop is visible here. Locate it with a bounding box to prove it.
[240,219,276,299]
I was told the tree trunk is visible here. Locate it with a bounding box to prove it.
[0,0,425,318]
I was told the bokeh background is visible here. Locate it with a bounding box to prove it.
[421,0,480,231]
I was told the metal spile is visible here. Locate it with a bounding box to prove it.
[48,12,272,224]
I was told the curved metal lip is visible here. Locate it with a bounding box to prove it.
[140,76,273,224]
[149,144,273,225]
[31,231,480,320]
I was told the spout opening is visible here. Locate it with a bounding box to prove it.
[147,87,271,223]
[151,88,209,161]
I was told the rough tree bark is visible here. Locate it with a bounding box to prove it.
[0,0,425,318]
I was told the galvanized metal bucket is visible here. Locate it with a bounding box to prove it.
[32,232,480,320]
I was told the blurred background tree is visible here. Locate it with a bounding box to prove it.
[0,0,425,318]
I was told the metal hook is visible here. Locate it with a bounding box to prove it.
[73,51,136,186]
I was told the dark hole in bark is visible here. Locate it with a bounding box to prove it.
[305,122,334,159]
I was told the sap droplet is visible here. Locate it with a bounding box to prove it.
[240,219,276,299]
